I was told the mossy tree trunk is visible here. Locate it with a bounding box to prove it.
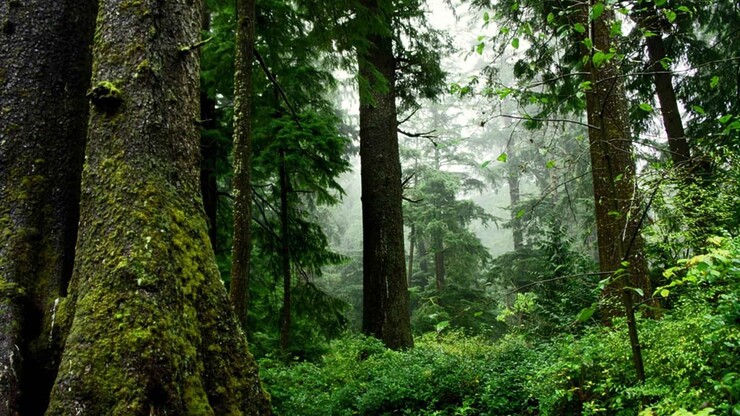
[230,0,257,330]
[581,1,647,382]
[44,0,271,414]
[357,0,414,350]
[0,1,96,414]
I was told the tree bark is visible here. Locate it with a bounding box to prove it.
[0,1,96,414]
[230,0,257,330]
[357,0,414,350]
[407,224,415,286]
[582,4,652,313]
[635,9,691,167]
[581,2,648,380]
[45,0,271,413]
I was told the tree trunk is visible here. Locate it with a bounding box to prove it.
[230,0,257,330]
[357,0,413,350]
[507,163,524,251]
[418,239,430,275]
[45,1,271,413]
[200,92,220,251]
[582,4,652,312]
[0,1,96,414]
[279,148,292,352]
[635,9,691,167]
[582,1,648,381]
[433,236,445,291]
[407,224,415,286]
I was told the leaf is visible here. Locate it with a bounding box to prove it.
[719,114,733,124]
[476,42,485,55]
[481,160,491,168]
[691,105,705,114]
[547,12,555,24]
[511,37,519,49]
[573,23,586,33]
[435,320,450,332]
[497,152,508,162]
[483,11,490,22]
[664,9,677,23]
[592,51,607,67]
[590,2,604,20]
[576,307,595,322]
[660,288,670,298]
[710,75,720,88]
[510,2,519,11]
[654,0,667,6]
[546,160,556,169]
[638,103,653,112]
[516,209,525,218]
[582,38,593,50]
[610,21,622,36]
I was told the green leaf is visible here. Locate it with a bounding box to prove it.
[592,51,606,67]
[546,160,556,169]
[710,75,720,88]
[476,42,485,55]
[654,0,667,6]
[659,288,670,298]
[692,105,705,115]
[547,12,555,24]
[573,23,586,33]
[435,320,450,332]
[483,11,490,22]
[664,9,677,23]
[510,2,519,11]
[511,37,519,48]
[582,38,593,50]
[481,160,491,168]
[638,103,653,112]
[590,2,604,20]
[516,209,525,218]
[497,152,508,162]
[610,21,622,36]
[719,114,733,124]
[576,307,595,322]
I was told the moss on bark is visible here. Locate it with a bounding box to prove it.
[45,0,271,414]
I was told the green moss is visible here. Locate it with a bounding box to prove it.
[88,81,123,113]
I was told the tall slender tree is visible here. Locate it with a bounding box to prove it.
[44,0,270,413]
[0,1,96,414]
[230,0,257,329]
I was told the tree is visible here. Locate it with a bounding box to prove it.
[42,0,270,413]
[356,0,414,350]
[230,0,257,329]
[0,1,96,414]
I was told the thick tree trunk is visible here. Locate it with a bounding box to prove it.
[0,1,96,414]
[582,2,647,381]
[230,0,257,329]
[45,1,271,413]
[583,5,651,311]
[357,0,413,350]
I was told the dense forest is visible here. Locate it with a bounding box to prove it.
[0,0,738,414]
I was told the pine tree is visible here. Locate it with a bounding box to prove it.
[44,1,270,413]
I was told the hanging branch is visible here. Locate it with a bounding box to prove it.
[253,48,302,128]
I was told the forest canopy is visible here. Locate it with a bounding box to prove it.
[0,0,738,414]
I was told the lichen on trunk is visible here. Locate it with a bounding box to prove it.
[45,0,271,414]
